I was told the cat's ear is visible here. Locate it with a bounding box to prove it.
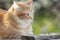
[26,0,33,7]
[13,1,21,10]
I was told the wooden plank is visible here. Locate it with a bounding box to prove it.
[0,33,60,40]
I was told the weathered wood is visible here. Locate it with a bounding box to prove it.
[21,33,60,40]
[0,33,60,40]
[21,36,35,40]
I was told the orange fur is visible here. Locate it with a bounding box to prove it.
[0,0,34,38]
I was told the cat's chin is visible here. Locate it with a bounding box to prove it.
[20,19,32,25]
[18,19,32,28]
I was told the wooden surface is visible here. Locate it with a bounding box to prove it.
[0,33,60,40]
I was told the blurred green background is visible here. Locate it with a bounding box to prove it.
[0,0,60,34]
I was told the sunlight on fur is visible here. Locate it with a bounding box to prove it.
[0,0,34,38]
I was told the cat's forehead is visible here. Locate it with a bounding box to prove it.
[16,2,30,9]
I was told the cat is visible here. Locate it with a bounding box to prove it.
[0,0,34,38]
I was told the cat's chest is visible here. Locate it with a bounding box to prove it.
[18,23,28,29]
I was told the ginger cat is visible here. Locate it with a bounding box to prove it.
[0,0,34,38]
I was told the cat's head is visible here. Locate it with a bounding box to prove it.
[13,0,34,24]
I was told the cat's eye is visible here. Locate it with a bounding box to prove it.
[27,13,29,16]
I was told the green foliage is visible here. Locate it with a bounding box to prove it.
[32,7,60,34]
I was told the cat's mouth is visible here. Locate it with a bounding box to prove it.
[20,19,32,24]
[17,18,32,26]
[20,19,32,28]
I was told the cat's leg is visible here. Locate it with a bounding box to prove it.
[13,30,26,39]
[26,26,33,35]
[28,29,33,34]
[29,26,33,34]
